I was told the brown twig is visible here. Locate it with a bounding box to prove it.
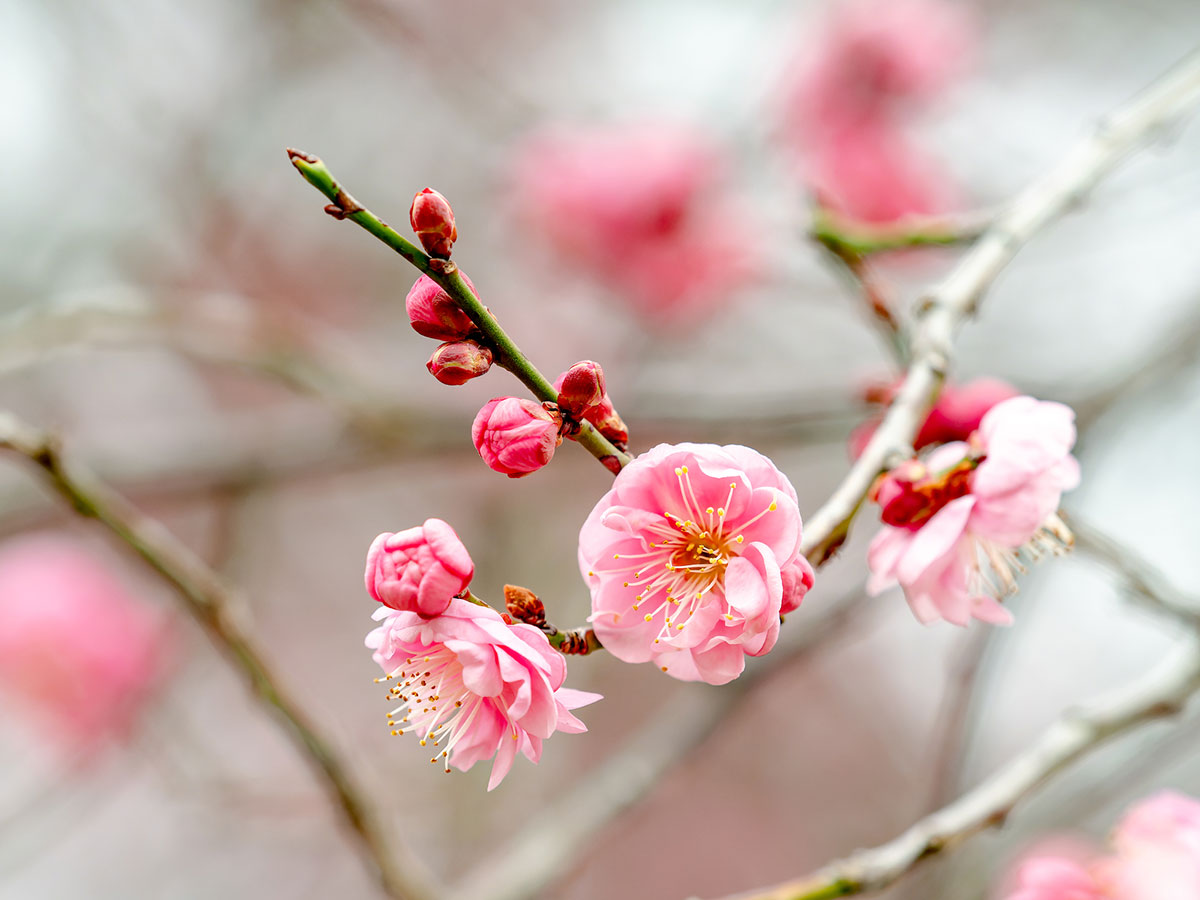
[0,412,439,900]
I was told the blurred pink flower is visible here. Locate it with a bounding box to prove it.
[850,376,1022,459]
[785,0,975,138]
[867,396,1080,626]
[365,519,475,618]
[1002,857,1107,900]
[471,397,563,478]
[509,125,752,324]
[1097,792,1200,900]
[367,598,601,790]
[579,443,807,684]
[0,537,167,751]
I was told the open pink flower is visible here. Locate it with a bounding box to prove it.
[365,519,474,618]
[367,598,601,790]
[579,443,808,684]
[0,536,168,752]
[867,396,1080,626]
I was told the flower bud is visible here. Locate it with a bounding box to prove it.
[780,556,816,616]
[586,396,629,450]
[555,361,607,418]
[405,273,478,342]
[553,369,627,449]
[471,398,563,478]
[410,187,457,258]
[503,584,546,628]
[426,340,493,386]
[365,519,474,618]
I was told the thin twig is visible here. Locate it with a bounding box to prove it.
[0,413,439,900]
[809,208,992,257]
[713,633,1200,900]
[452,590,875,900]
[800,47,1200,566]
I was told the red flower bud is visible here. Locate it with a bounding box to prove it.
[426,340,493,386]
[410,188,457,259]
[555,361,607,418]
[405,273,478,342]
[471,398,563,478]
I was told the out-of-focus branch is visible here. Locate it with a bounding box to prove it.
[0,413,439,900]
[715,633,1200,900]
[800,47,1200,566]
[286,148,631,472]
[1072,517,1200,626]
[810,208,992,257]
[452,589,874,900]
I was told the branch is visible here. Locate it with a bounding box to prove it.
[452,590,874,900]
[810,208,992,257]
[715,633,1200,900]
[285,148,631,473]
[0,413,439,900]
[800,47,1200,566]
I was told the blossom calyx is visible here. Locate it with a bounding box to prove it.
[410,187,457,259]
[504,584,546,628]
[405,274,479,342]
[556,361,607,418]
[365,519,474,618]
[472,398,563,478]
[427,340,493,386]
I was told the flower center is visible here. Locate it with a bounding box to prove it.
[375,646,494,774]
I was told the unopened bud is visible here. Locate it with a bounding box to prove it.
[503,584,546,627]
[586,396,629,451]
[553,367,627,449]
[471,397,563,478]
[426,340,493,386]
[405,273,478,342]
[410,188,457,259]
[556,361,607,418]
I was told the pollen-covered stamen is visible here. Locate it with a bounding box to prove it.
[970,514,1076,601]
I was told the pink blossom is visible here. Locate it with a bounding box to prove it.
[365,519,475,618]
[366,598,601,790]
[867,396,1080,626]
[1097,792,1200,900]
[509,125,751,324]
[579,443,808,684]
[851,377,1021,459]
[1002,857,1107,900]
[405,273,478,342]
[784,0,975,139]
[0,536,168,751]
[471,397,563,478]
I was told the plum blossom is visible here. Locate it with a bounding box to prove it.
[405,273,479,342]
[868,396,1080,626]
[0,536,168,752]
[579,443,809,684]
[509,124,752,324]
[472,397,563,477]
[365,519,474,618]
[1002,857,1107,900]
[851,376,1021,459]
[1097,792,1200,900]
[367,598,601,790]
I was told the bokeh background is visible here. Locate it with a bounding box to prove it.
[3,0,1200,898]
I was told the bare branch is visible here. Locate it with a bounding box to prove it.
[0,412,440,900]
[800,47,1200,566]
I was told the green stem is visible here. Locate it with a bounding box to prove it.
[810,208,986,256]
[287,149,631,473]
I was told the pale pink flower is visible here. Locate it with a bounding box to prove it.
[471,397,563,478]
[1097,792,1200,900]
[366,598,601,790]
[1002,857,1107,900]
[867,396,1080,626]
[509,125,751,324]
[0,536,168,751]
[365,519,475,618]
[579,443,808,684]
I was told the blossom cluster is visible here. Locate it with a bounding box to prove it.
[1001,792,1200,899]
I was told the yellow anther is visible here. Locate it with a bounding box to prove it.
[681,466,688,474]
[768,502,777,511]
[735,535,744,543]
[706,507,714,515]
[644,614,653,622]
[676,624,685,630]
[717,508,725,517]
